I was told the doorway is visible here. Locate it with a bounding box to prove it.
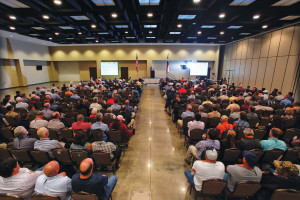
[89,67,97,80]
[121,67,128,80]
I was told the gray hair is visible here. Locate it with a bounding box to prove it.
[107,107,113,113]
[14,126,27,139]
[91,108,98,115]
[198,105,205,112]
[37,127,48,138]
[244,128,254,136]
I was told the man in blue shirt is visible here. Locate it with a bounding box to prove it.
[260,128,287,151]
[280,97,292,108]
[72,158,118,200]
[91,113,109,134]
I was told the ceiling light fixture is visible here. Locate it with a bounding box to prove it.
[149,31,153,34]
[253,14,260,19]
[111,13,118,18]
[220,31,225,35]
[53,0,62,5]
[193,0,201,3]
[49,37,52,40]
[78,32,82,35]
[177,24,182,28]
[219,13,226,18]
[91,24,96,28]
[125,31,128,34]
[95,40,99,43]
[55,32,59,35]
[9,15,16,20]
[42,15,49,19]
[147,12,153,17]
[262,25,268,29]
[9,26,15,30]
[197,31,202,34]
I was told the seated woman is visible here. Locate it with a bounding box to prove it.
[109,115,133,144]
[70,131,92,150]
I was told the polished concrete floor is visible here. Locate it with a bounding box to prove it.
[1,83,192,200]
[112,85,191,200]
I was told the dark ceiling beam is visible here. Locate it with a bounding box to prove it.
[65,0,82,12]
[17,0,41,12]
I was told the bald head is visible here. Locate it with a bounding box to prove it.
[80,158,93,176]
[187,105,192,111]
[44,161,60,177]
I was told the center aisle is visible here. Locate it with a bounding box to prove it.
[113,85,190,200]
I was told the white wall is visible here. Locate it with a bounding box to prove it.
[152,60,192,80]
[0,59,15,89]
[57,61,80,82]
[22,60,49,85]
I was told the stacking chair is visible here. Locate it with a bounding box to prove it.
[185,129,204,147]
[190,179,227,200]
[28,129,39,139]
[70,150,89,166]
[92,151,118,174]
[228,117,235,124]
[260,117,271,127]
[64,117,75,127]
[102,117,114,126]
[261,149,284,163]
[0,194,21,200]
[222,148,241,164]
[52,149,74,165]
[200,117,209,127]
[0,127,15,141]
[254,129,267,140]
[221,109,231,117]
[0,148,12,161]
[249,149,264,161]
[249,117,259,129]
[48,129,60,140]
[209,117,220,128]
[108,130,123,146]
[254,110,263,118]
[270,189,300,200]
[60,128,75,143]
[11,149,33,166]
[180,116,194,138]
[31,194,60,200]
[225,181,261,199]
[30,150,51,165]
[72,192,98,200]
[5,116,18,127]
[282,149,299,163]
[282,118,296,130]
[282,129,298,142]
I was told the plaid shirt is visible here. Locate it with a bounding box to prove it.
[92,141,116,159]
[234,120,250,131]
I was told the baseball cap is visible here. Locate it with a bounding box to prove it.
[117,115,125,121]
[205,147,218,161]
[242,151,258,167]
[274,160,299,178]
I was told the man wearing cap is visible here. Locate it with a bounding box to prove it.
[256,160,300,200]
[184,147,225,191]
[225,151,262,192]
[260,128,287,151]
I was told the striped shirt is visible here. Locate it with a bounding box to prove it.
[92,141,116,159]
[0,168,43,200]
[34,138,63,159]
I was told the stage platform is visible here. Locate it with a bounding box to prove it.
[143,77,161,84]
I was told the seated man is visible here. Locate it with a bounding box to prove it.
[70,91,80,100]
[5,105,20,119]
[15,97,28,109]
[184,147,225,191]
[226,100,240,112]
[177,105,195,128]
[91,113,109,134]
[208,105,221,118]
[90,97,102,111]
[47,112,65,131]
[13,126,37,151]
[216,115,234,139]
[198,105,208,118]
[256,160,300,200]
[111,100,121,111]
[187,113,205,137]
[260,128,287,151]
[71,158,118,200]
[229,107,240,120]
[72,114,91,131]
[30,111,49,129]
[34,127,64,159]
[239,128,263,152]
[104,107,116,119]
[246,106,258,121]
[42,103,54,119]
[35,161,72,200]
[225,151,262,192]
[185,128,220,164]
[233,111,250,131]
[0,158,43,200]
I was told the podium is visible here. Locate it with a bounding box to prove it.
[151,70,155,78]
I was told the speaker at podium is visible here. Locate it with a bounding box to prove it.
[150,66,155,78]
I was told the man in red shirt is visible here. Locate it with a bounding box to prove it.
[107,96,115,105]
[216,115,233,139]
[72,114,91,131]
[177,86,187,95]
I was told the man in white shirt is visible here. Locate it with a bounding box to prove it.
[0,158,43,200]
[89,97,102,111]
[47,112,65,131]
[35,161,72,200]
[187,113,205,137]
[184,147,225,191]
[15,97,28,109]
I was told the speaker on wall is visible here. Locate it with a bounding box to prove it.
[36,65,42,70]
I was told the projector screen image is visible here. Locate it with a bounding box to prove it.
[189,62,209,76]
[101,62,119,76]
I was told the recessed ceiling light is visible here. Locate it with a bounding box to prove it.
[42,15,49,19]
[95,40,99,43]
[55,32,59,35]
[125,31,128,34]
[253,14,260,19]
[53,0,62,5]
[193,0,201,3]
[262,25,268,29]
[177,24,182,28]
[111,13,118,18]
[9,15,16,20]
[9,26,15,30]
[49,37,52,40]
[197,31,202,34]
[91,24,96,28]
[220,31,225,35]
[219,13,226,18]
[149,31,153,34]
[147,12,153,17]
[78,32,82,35]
